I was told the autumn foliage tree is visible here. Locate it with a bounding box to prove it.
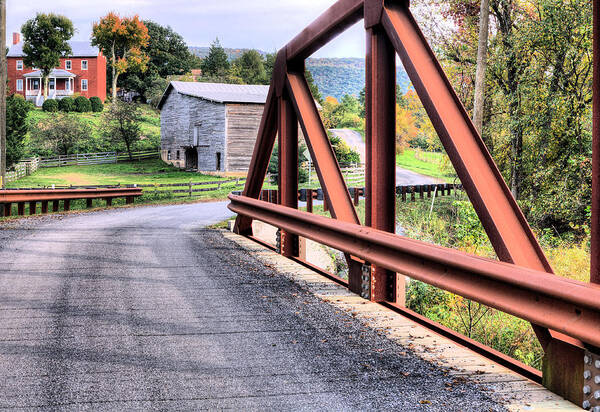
[92,13,150,101]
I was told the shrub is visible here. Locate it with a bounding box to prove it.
[74,96,92,112]
[42,99,58,112]
[58,97,74,112]
[89,96,104,112]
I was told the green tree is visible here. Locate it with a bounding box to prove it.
[6,95,31,168]
[233,50,267,84]
[305,69,323,104]
[92,12,150,101]
[144,75,169,107]
[30,114,90,156]
[101,101,143,160]
[119,21,195,101]
[21,13,74,99]
[201,38,230,77]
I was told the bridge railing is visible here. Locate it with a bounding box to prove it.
[0,188,143,217]
[229,0,599,406]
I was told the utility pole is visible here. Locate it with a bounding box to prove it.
[0,0,5,189]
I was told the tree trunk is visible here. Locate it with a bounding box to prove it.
[111,44,117,101]
[126,141,132,161]
[43,75,48,99]
[473,0,490,136]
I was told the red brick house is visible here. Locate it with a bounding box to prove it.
[7,32,107,106]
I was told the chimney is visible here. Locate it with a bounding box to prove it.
[12,32,20,45]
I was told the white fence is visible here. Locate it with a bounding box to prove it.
[5,158,41,183]
[39,150,160,168]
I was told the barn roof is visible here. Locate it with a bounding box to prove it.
[157,81,269,109]
[7,41,100,58]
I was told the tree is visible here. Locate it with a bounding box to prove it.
[119,21,195,101]
[101,101,143,160]
[92,13,150,101]
[30,114,90,156]
[233,50,267,84]
[305,69,323,104]
[472,0,490,134]
[21,13,74,99]
[201,38,230,78]
[144,75,169,107]
[6,95,31,168]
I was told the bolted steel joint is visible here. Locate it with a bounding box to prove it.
[583,350,600,409]
[361,263,372,300]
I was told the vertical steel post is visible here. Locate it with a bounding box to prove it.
[0,0,6,189]
[278,92,299,257]
[593,0,600,285]
[365,23,404,303]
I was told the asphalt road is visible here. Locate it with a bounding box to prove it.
[0,203,504,411]
[329,128,441,186]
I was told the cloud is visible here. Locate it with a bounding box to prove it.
[7,0,366,57]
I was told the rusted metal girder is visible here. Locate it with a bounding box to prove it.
[278,89,299,257]
[286,0,364,63]
[0,188,142,202]
[229,195,600,348]
[365,20,401,302]
[285,71,358,223]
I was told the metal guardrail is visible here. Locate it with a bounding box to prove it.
[0,188,143,217]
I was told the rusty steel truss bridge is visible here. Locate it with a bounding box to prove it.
[228,0,600,408]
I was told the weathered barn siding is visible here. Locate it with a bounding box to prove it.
[225,104,264,172]
[160,90,226,171]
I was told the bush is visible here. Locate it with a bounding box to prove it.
[42,99,58,112]
[89,96,104,112]
[74,96,92,112]
[58,97,74,112]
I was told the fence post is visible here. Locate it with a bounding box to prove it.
[306,189,313,213]
[189,181,192,197]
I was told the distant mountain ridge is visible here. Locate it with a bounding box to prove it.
[189,47,411,100]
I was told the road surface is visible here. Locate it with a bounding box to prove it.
[0,203,503,410]
[329,128,442,186]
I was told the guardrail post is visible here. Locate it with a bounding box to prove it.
[52,200,59,212]
[41,201,48,214]
[28,201,36,215]
[306,189,313,213]
[63,200,70,211]
[4,203,11,217]
[106,198,112,207]
[126,196,134,205]
[353,187,360,206]
[17,202,24,216]
[86,199,93,208]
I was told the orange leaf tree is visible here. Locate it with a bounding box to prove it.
[91,12,150,101]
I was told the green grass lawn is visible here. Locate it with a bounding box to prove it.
[396,149,456,181]
[10,158,231,187]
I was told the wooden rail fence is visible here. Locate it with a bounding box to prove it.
[39,150,160,167]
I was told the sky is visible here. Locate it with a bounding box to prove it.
[7,0,367,58]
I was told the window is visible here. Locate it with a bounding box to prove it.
[16,60,23,70]
[176,150,180,160]
[81,79,88,91]
[216,152,222,171]
[16,79,23,91]
[49,79,55,90]
[167,150,172,160]
[32,79,40,90]
[65,60,72,70]
[81,60,88,70]
[193,125,201,146]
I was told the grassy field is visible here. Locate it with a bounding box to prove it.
[396,149,456,181]
[10,158,230,187]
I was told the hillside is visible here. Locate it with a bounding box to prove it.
[189,47,411,100]
[306,57,410,100]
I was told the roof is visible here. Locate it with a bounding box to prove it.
[157,81,269,109]
[24,68,76,78]
[7,40,100,58]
